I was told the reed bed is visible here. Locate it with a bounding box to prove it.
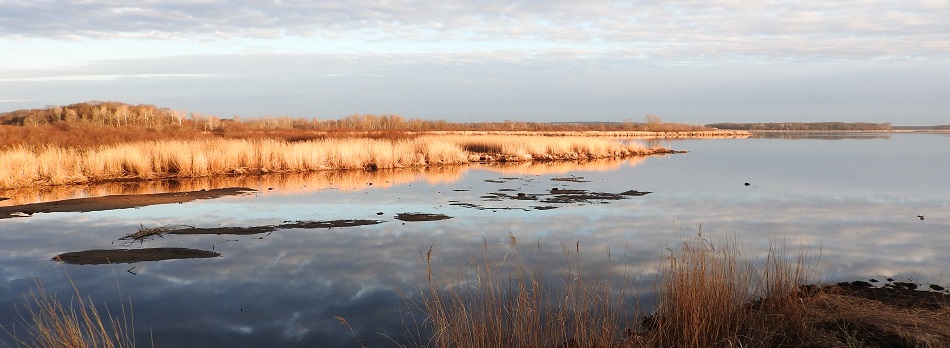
[0,136,669,189]
[415,234,822,348]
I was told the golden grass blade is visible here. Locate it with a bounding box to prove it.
[0,135,672,189]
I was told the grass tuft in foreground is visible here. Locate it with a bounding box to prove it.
[641,235,817,347]
[5,279,138,348]
[417,234,630,348]
[415,233,824,348]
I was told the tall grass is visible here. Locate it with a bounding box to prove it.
[416,234,820,348]
[0,136,669,189]
[417,235,630,348]
[644,235,817,347]
[5,280,137,348]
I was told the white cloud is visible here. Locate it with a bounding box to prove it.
[1,1,948,122]
[1,1,948,62]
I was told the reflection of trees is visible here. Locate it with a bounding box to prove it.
[0,158,651,206]
[707,122,892,131]
[754,133,891,140]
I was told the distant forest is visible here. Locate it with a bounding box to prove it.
[0,101,709,133]
[0,101,718,148]
[706,122,893,131]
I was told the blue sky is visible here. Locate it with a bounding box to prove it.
[1,1,948,125]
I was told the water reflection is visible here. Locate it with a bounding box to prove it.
[0,158,648,206]
[2,134,949,347]
[753,132,891,140]
[0,187,255,219]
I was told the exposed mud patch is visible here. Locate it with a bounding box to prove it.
[0,187,256,219]
[280,219,385,229]
[452,187,651,211]
[532,206,559,210]
[551,176,590,183]
[620,190,652,196]
[395,213,453,221]
[169,226,277,235]
[52,248,220,265]
[542,191,628,204]
[833,280,950,309]
[166,219,385,235]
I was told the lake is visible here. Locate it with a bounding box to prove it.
[2,133,948,347]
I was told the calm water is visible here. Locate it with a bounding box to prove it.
[2,133,949,347]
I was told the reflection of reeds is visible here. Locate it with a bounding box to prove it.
[0,157,656,206]
[0,136,668,190]
[8,281,136,348]
[416,234,824,347]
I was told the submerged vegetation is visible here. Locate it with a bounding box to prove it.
[0,135,672,189]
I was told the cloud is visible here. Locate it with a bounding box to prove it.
[2,1,948,62]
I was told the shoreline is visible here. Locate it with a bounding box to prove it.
[0,134,682,190]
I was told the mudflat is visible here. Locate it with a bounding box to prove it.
[52,248,221,265]
[0,187,256,219]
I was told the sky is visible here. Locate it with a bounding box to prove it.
[1,1,948,125]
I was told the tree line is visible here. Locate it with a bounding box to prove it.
[706,122,893,131]
[0,101,710,133]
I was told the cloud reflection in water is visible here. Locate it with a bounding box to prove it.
[2,135,950,347]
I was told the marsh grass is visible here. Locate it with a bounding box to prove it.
[415,233,823,348]
[641,235,818,347]
[416,234,631,348]
[0,136,669,189]
[799,288,950,347]
[5,278,137,348]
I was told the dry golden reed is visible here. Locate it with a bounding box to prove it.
[0,136,668,189]
[415,233,823,348]
[6,281,137,348]
[642,235,818,347]
[416,236,629,348]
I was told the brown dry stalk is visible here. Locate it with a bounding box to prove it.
[6,280,137,348]
[417,237,629,348]
[0,135,670,189]
[415,234,825,348]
